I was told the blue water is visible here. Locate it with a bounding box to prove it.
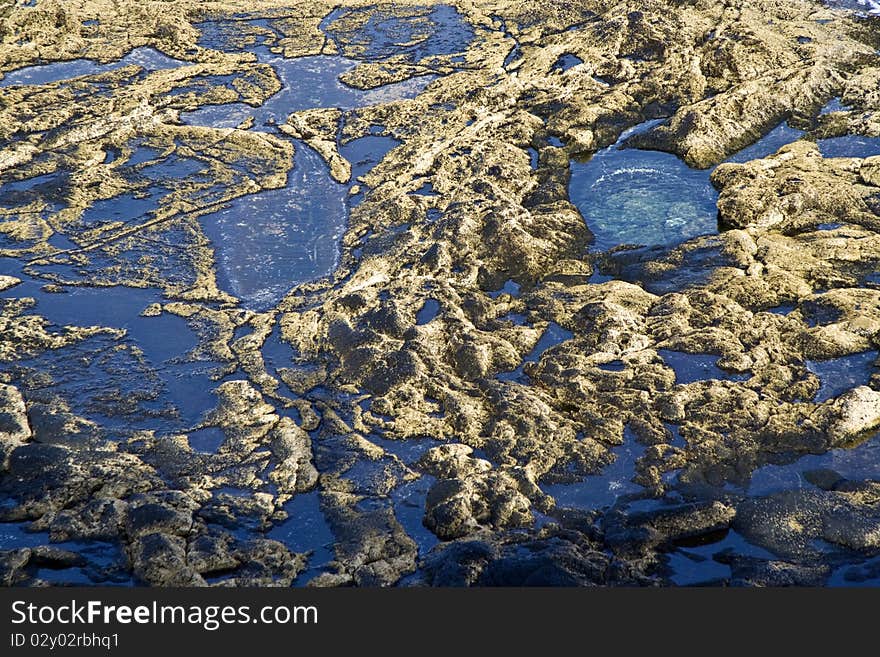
[570,120,805,254]
[806,350,877,403]
[498,322,573,382]
[340,134,401,180]
[416,298,441,324]
[570,120,720,252]
[323,4,474,64]
[180,56,436,130]
[391,475,439,558]
[196,144,347,310]
[195,17,277,55]
[0,47,186,87]
[552,54,583,72]
[666,529,779,586]
[0,521,130,585]
[817,134,880,158]
[267,491,335,584]
[747,432,880,496]
[658,349,751,385]
[725,122,805,163]
[187,427,227,453]
[543,430,644,510]
[0,259,220,430]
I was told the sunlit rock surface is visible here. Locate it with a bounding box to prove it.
[1,0,880,587]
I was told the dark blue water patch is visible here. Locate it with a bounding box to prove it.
[543,431,644,510]
[500,312,528,326]
[503,41,522,68]
[137,155,206,186]
[527,147,538,169]
[548,136,564,148]
[0,521,47,549]
[47,233,77,251]
[767,303,796,316]
[821,97,853,114]
[806,350,877,403]
[412,182,438,197]
[426,208,443,222]
[125,144,164,167]
[268,491,335,585]
[197,144,347,310]
[195,17,277,57]
[666,529,778,586]
[658,349,751,385]
[261,323,296,376]
[665,423,687,449]
[0,47,186,88]
[570,145,719,253]
[725,122,805,164]
[488,279,520,299]
[747,432,880,497]
[369,435,438,464]
[340,134,401,180]
[0,171,70,212]
[817,222,844,231]
[0,264,219,428]
[824,0,880,16]
[598,360,626,372]
[324,5,474,64]
[497,322,573,382]
[552,53,583,72]
[828,558,880,586]
[416,298,440,325]
[817,134,880,158]
[79,188,161,227]
[187,426,226,454]
[391,475,439,558]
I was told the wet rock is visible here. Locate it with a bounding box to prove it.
[0,548,32,586]
[421,527,657,586]
[29,545,86,568]
[0,383,30,466]
[726,557,830,587]
[186,533,238,576]
[0,276,19,292]
[268,419,319,496]
[129,532,205,586]
[124,493,197,538]
[418,445,536,539]
[319,491,417,587]
[1,0,880,588]
[829,386,880,444]
[734,485,880,560]
[224,539,306,586]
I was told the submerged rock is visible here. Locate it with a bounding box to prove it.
[2,0,880,586]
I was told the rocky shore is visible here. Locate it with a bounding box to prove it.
[1,0,880,586]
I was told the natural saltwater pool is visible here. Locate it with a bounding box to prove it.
[2,1,880,589]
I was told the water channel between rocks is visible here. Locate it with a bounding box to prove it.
[2,3,880,587]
